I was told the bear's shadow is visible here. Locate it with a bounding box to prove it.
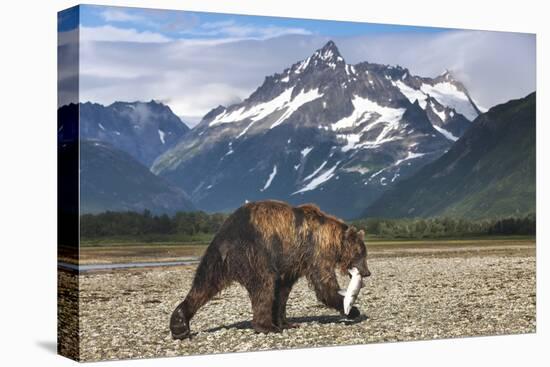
[203,314,368,334]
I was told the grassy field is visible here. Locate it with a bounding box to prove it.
[80,232,213,247]
[80,233,534,246]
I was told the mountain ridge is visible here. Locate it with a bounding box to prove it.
[73,100,189,167]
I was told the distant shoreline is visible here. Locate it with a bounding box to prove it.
[76,234,535,247]
[60,237,535,270]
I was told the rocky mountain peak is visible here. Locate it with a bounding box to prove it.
[312,40,345,64]
[305,40,346,71]
[433,69,464,88]
[438,69,462,84]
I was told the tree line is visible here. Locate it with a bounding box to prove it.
[80,210,535,240]
[353,214,536,239]
[80,210,228,239]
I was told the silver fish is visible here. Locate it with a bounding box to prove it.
[338,267,363,316]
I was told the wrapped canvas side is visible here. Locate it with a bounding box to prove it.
[57,5,80,362]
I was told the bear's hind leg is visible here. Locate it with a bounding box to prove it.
[170,248,228,340]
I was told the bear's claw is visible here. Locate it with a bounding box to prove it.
[171,329,190,340]
[170,305,191,340]
[344,306,360,319]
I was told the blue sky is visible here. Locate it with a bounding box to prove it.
[72,4,449,40]
[58,5,536,126]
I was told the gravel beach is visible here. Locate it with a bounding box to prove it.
[59,240,536,362]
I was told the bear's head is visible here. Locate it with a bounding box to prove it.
[340,226,371,277]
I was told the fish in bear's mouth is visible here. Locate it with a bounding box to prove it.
[339,267,363,316]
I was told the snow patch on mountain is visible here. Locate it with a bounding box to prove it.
[295,57,311,74]
[208,85,323,131]
[338,133,362,152]
[369,168,385,179]
[158,129,166,144]
[429,101,447,122]
[270,88,323,129]
[293,161,341,194]
[334,97,406,152]
[345,64,356,76]
[236,120,256,139]
[394,151,426,166]
[433,125,459,141]
[210,88,294,126]
[395,81,427,109]
[303,160,328,181]
[420,82,478,121]
[260,165,277,191]
[337,134,403,153]
[342,165,371,174]
[332,95,405,132]
[301,146,313,157]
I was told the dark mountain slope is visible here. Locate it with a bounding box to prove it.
[364,92,535,219]
[79,140,195,214]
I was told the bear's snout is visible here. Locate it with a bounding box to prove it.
[359,268,371,277]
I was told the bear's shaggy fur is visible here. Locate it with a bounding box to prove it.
[170,200,370,339]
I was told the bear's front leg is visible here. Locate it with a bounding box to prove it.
[307,271,361,319]
[244,275,282,334]
[275,282,299,329]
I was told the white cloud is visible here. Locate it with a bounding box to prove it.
[100,9,144,22]
[80,25,171,43]
[181,19,313,40]
[200,20,236,30]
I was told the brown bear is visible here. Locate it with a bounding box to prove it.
[170,200,371,339]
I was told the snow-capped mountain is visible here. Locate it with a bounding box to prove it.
[152,41,482,219]
[77,101,190,167]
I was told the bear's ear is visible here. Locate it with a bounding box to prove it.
[345,226,356,237]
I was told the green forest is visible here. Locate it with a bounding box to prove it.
[80,210,228,243]
[80,210,535,242]
[353,214,535,239]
